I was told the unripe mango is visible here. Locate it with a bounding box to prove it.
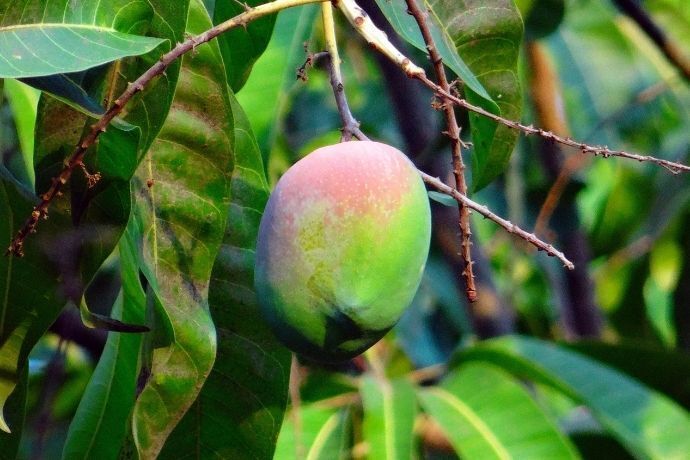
[255,141,431,361]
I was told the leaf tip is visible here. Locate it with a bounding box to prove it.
[0,412,10,433]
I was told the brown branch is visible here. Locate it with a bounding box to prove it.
[415,73,690,174]
[420,172,575,269]
[6,0,325,257]
[334,0,690,174]
[612,0,690,83]
[405,0,476,303]
[300,50,367,140]
[312,28,573,270]
[320,2,361,142]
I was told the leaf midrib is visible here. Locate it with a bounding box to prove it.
[428,387,511,459]
[0,185,13,337]
[306,411,341,460]
[382,380,396,460]
[0,23,129,33]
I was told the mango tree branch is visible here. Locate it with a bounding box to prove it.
[6,0,326,257]
[417,74,690,173]
[321,2,361,141]
[404,0,477,302]
[336,0,425,78]
[419,172,575,270]
[313,46,574,270]
[336,0,690,174]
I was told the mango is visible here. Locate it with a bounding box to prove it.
[255,141,431,361]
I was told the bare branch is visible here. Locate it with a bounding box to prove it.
[420,171,575,270]
[6,0,326,257]
[318,4,573,271]
[321,2,362,142]
[405,0,476,302]
[416,74,690,173]
[336,0,425,77]
[336,0,690,174]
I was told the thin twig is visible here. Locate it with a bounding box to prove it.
[6,0,325,257]
[321,2,361,142]
[336,0,425,78]
[314,14,573,270]
[420,171,575,269]
[416,74,690,173]
[405,0,476,302]
[334,0,690,174]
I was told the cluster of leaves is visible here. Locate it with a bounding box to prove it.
[1,0,690,458]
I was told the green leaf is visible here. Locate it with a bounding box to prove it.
[372,0,492,102]
[565,341,690,410]
[276,405,352,459]
[0,170,73,436]
[427,190,456,207]
[129,1,233,456]
[644,239,682,345]
[438,0,523,190]
[419,362,579,459]
[79,302,151,333]
[0,23,164,78]
[62,231,147,460]
[361,376,417,460]
[78,298,149,333]
[0,0,188,440]
[372,0,522,190]
[160,98,290,457]
[643,0,690,51]
[3,78,39,189]
[235,4,318,154]
[305,407,352,460]
[459,336,690,459]
[20,73,105,118]
[215,0,278,92]
[159,6,291,456]
[520,0,566,40]
[0,367,27,459]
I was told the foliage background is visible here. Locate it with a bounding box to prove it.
[1,0,690,458]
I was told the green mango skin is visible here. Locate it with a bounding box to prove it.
[255,141,431,361]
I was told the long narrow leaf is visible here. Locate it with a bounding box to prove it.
[62,230,147,459]
[0,0,188,438]
[0,366,27,459]
[3,79,39,189]
[460,336,690,459]
[0,24,164,78]
[0,167,72,436]
[361,376,417,460]
[437,0,523,190]
[419,362,579,459]
[373,0,522,190]
[236,4,319,154]
[158,4,292,457]
[276,405,352,459]
[372,0,492,102]
[129,0,233,456]
[215,0,278,91]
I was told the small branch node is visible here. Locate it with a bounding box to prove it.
[78,163,102,188]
